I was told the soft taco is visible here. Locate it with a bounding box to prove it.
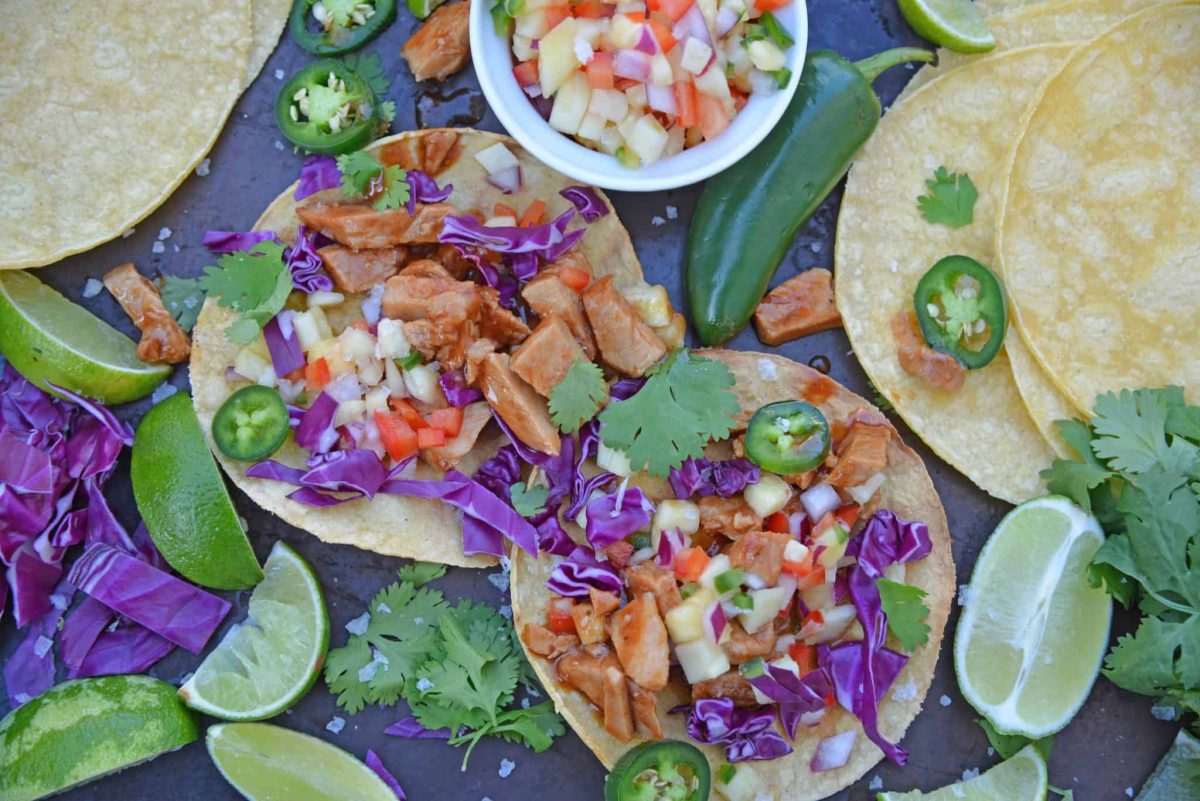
[191,128,683,567]
[510,351,954,800]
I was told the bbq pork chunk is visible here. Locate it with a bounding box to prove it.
[521,273,597,359]
[318,246,406,293]
[609,594,669,691]
[478,353,561,455]
[556,645,621,708]
[296,202,454,249]
[382,270,479,321]
[102,263,190,364]
[826,421,890,489]
[891,310,966,392]
[581,276,667,377]
[726,530,792,586]
[510,315,588,398]
[624,562,682,618]
[402,0,472,83]
[692,671,758,707]
[602,666,636,740]
[753,268,842,346]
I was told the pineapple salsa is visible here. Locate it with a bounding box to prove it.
[494,0,797,166]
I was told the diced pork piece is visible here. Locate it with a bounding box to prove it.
[319,246,405,294]
[891,311,966,393]
[609,594,669,691]
[625,562,682,618]
[479,353,561,455]
[570,602,607,645]
[297,202,455,249]
[399,258,453,279]
[692,671,758,707]
[582,276,667,377]
[753,268,842,346]
[723,620,777,664]
[521,623,579,659]
[543,251,594,279]
[102,263,190,364]
[557,645,621,707]
[382,273,479,321]
[465,338,497,385]
[420,402,492,472]
[726,530,792,586]
[436,243,476,279]
[422,130,461,175]
[479,287,531,345]
[510,315,588,398]
[826,421,891,489]
[602,666,636,741]
[521,274,597,359]
[402,1,471,83]
[600,540,634,570]
[628,682,663,739]
[699,496,763,539]
[589,588,621,617]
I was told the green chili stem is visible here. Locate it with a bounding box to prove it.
[853,47,936,84]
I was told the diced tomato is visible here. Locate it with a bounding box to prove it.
[559,264,591,292]
[513,59,539,88]
[788,642,818,674]
[375,411,419,462]
[812,511,837,539]
[284,366,306,382]
[544,3,571,29]
[802,609,825,628]
[388,398,429,429]
[519,198,547,228]
[836,504,860,528]
[494,202,518,218]
[573,0,610,17]
[765,511,790,534]
[781,557,813,578]
[417,427,446,448]
[794,564,827,591]
[623,10,646,22]
[648,18,676,52]
[777,597,793,619]
[647,0,661,9]
[673,546,711,582]
[732,87,749,113]
[428,407,464,437]
[754,0,792,9]
[657,0,694,21]
[548,597,576,633]
[586,51,614,89]
[305,357,331,391]
[696,94,731,141]
[674,80,698,128]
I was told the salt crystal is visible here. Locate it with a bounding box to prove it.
[82,278,104,299]
[346,612,371,635]
[183,294,199,309]
[122,228,136,238]
[326,716,346,734]
[526,685,541,697]
[488,572,510,592]
[15,693,31,704]
[358,661,380,683]
[50,593,70,610]
[987,747,995,757]
[158,227,172,240]
[651,216,666,227]
[811,242,822,253]
[33,635,53,658]
[1124,789,1133,798]
[757,358,778,381]
[499,604,513,619]
[665,205,678,220]
[957,584,973,607]
[150,383,179,404]
[376,602,392,614]
[274,68,285,80]
[961,768,979,781]
[1150,704,1176,721]
[416,677,434,692]
[521,697,530,709]
[939,694,952,707]
[151,241,166,255]
[500,555,512,573]
[498,758,516,778]
[868,777,883,791]
[195,158,211,177]
[172,244,180,253]
[275,140,285,150]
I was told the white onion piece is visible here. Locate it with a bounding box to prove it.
[846,472,886,505]
[522,82,543,98]
[743,571,766,590]
[613,49,652,81]
[748,67,779,95]
[801,482,841,523]
[799,708,827,729]
[361,284,385,326]
[811,730,856,772]
[325,372,364,402]
[629,546,657,565]
[645,82,677,114]
[673,4,712,46]
[714,5,739,36]
[485,165,523,194]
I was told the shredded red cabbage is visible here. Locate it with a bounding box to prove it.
[384,715,453,740]
[682,698,793,762]
[405,170,453,216]
[263,311,306,377]
[300,449,390,499]
[668,458,761,499]
[745,664,830,739]
[473,445,521,500]
[293,392,340,455]
[546,546,622,598]
[294,155,342,201]
[285,225,336,293]
[849,509,932,573]
[438,370,484,408]
[70,624,175,679]
[560,186,610,222]
[584,487,654,549]
[58,596,114,674]
[365,749,407,800]
[535,517,576,557]
[202,230,283,253]
[2,579,69,706]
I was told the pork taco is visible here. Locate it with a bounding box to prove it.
[510,351,954,799]
[191,128,684,567]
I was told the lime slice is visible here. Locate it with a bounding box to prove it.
[180,541,329,720]
[132,392,264,590]
[0,675,198,801]
[0,270,170,404]
[955,496,1111,738]
[878,744,1048,800]
[207,722,398,801]
[897,0,997,54]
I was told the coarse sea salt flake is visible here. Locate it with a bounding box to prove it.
[666,205,678,219]
[500,604,513,619]
[326,716,346,734]
[376,602,392,614]
[34,635,53,658]
[275,68,285,80]
[150,383,179,404]
[82,278,104,299]
[158,227,172,240]
[1150,704,1176,721]
[416,677,434,692]
[122,228,136,238]
[499,758,516,778]
[195,158,211,177]
[651,216,666,227]
[346,611,371,635]
[488,572,510,592]
[868,777,883,791]
[961,768,979,781]
[152,241,166,255]
[939,694,952,707]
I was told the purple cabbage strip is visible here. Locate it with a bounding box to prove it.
[460,515,505,558]
[71,625,176,679]
[584,487,654,550]
[560,186,610,223]
[301,449,390,500]
[285,225,336,293]
[745,665,829,740]
[365,750,407,800]
[439,209,578,256]
[439,370,484,408]
[849,510,932,575]
[47,383,134,447]
[535,517,575,557]
[202,230,282,253]
[6,545,63,628]
[545,546,622,598]
[473,445,521,501]
[294,155,342,201]
[3,602,61,707]
[682,698,793,763]
[668,458,760,500]
[609,377,646,401]
[263,311,306,378]
[384,716,453,740]
[294,392,340,455]
[405,170,453,216]
[68,544,231,654]
[58,596,114,673]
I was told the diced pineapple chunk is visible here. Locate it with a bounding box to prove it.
[652,499,700,541]
[783,539,809,564]
[577,112,607,142]
[694,62,732,100]
[650,52,674,86]
[676,637,731,684]
[814,524,850,569]
[621,282,671,327]
[384,358,408,398]
[624,83,648,110]
[665,590,713,644]
[737,586,791,634]
[513,34,537,63]
[587,87,629,122]
[403,364,443,406]
[680,38,714,75]
[307,290,345,308]
[744,473,791,517]
[307,305,334,340]
[598,124,625,155]
[715,764,766,801]
[575,17,608,46]
[596,442,633,477]
[233,349,275,386]
[292,310,322,352]
[515,9,551,39]
[475,142,521,175]
[538,17,581,96]
[609,14,642,49]
[364,386,391,416]
[375,318,411,359]
[654,312,686,350]
[548,72,592,134]
[747,39,786,73]
[699,554,732,593]
[627,114,669,165]
[333,399,366,429]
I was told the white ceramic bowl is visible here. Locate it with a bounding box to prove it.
[470,1,808,192]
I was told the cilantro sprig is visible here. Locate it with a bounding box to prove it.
[877,578,931,652]
[324,564,563,769]
[336,149,410,211]
[549,360,607,433]
[159,275,206,332]
[509,482,548,518]
[917,166,978,229]
[198,240,292,343]
[598,350,738,477]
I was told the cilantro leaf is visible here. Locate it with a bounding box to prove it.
[1049,787,1075,801]
[341,52,391,97]
[398,561,447,586]
[197,241,292,344]
[159,275,205,332]
[509,482,548,518]
[337,150,384,197]
[1091,389,1200,476]
[975,718,1054,761]
[599,350,739,477]
[917,166,978,229]
[549,359,606,433]
[1104,614,1200,697]
[1042,458,1113,512]
[375,165,411,211]
[876,578,931,652]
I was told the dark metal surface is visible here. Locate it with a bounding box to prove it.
[0,1,1178,798]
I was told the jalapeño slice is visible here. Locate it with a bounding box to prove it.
[289,0,398,56]
[275,60,382,155]
[212,385,291,462]
[744,400,830,475]
[913,255,1007,369]
[604,740,711,801]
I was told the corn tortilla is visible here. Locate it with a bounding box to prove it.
[836,46,1076,504]
[511,351,954,796]
[191,129,647,568]
[246,0,293,88]
[0,1,251,270]
[997,1,1200,411]
[1005,335,1079,458]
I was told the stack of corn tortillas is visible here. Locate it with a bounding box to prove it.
[836,0,1199,504]
[0,0,290,271]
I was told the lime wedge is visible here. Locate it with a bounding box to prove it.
[897,0,997,54]
[132,393,264,590]
[0,675,198,801]
[0,270,170,404]
[954,496,1111,738]
[207,722,398,801]
[180,542,328,720]
[878,744,1048,800]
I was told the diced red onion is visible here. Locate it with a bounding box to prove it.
[634,24,659,54]
[799,708,827,728]
[486,165,523,195]
[656,528,687,568]
[646,82,678,114]
[811,730,856,772]
[801,482,841,523]
[613,49,652,81]
[714,5,739,36]
[225,366,241,383]
[673,5,712,47]
[263,312,305,378]
[789,512,812,541]
[703,600,727,644]
[523,82,544,98]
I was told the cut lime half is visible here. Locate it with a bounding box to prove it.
[878,744,1047,800]
[898,0,997,53]
[180,541,328,720]
[0,270,170,404]
[207,722,398,801]
[955,496,1111,738]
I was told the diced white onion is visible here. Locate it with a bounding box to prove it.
[800,482,841,523]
